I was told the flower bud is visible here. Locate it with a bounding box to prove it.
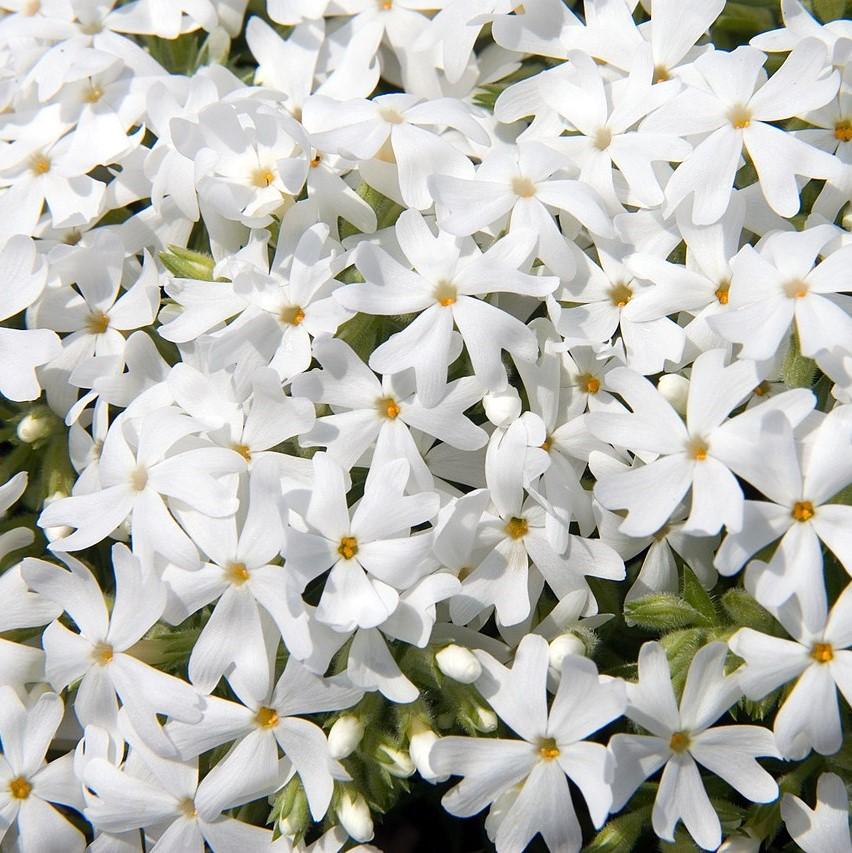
[408,727,448,783]
[17,412,53,444]
[41,491,72,543]
[328,715,364,759]
[548,633,586,671]
[474,706,498,733]
[376,743,415,778]
[656,373,689,415]
[483,387,521,427]
[435,644,482,684]
[337,791,374,843]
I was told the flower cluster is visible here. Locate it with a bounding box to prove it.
[1,0,851,851]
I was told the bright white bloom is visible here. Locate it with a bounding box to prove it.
[610,642,780,851]
[781,772,852,853]
[22,544,203,754]
[0,689,85,852]
[729,576,852,759]
[430,634,626,853]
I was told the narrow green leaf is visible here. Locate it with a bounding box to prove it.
[681,567,717,624]
[584,806,651,852]
[159,245,216,281]
[721,588,776,633]
[624,594,711,631]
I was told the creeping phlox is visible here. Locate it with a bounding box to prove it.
[1,0,851,851]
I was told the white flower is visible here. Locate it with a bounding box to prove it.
[430,634,626,853]
[781,772,852,853]
[0,689,85,853]
[610,642,780,851]
[729,576,852,759]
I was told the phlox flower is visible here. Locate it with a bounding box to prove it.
[781,772,852,853]
[430,633,626,853]
[610,642,779,851]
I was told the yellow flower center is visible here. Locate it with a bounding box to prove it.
[511,176,537,198]
[226,561,250,585]
[434,280,457,307]
[578,373,601,394]
[669,731,691,753]
[505,517,529,539]
[85,310,110,335]
[715,280,730,305]
[251,167,276,188]
[310,154,321,168]
[728,105,752,129]
[129,466,148,491]
[753,381,770,397]
[377,397,401,419]
[178,797,197,818]
[379,107,405,124]
[231,442,252,462]
[785,279,809,299]
[254,706,280,728]
[92,642,114,666]
[82,84,103,103]
[8,776,32,800]
[811,642,834,663]
[540,435,553,452]
[791,500,815,522]
[538,737,560,760]
[338,536,359,560]
[608,282,633,308]
[834,119,852,142]
[280,305,305,326]
[30,153,51,175]
[593,127,612,151]
[688,437,709,462]
[653,64,671,83]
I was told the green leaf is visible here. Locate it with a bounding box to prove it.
[661,628,706,698]
[814,0,848,22]
[681,567,717,624]
[783,330,818,388]
[624,594,713,631]
[720,588,776,633]
[584,806,651,852]
[159,245,216,281]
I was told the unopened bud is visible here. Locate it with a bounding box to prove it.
[408,728,448,783]
[17,412,53,444]
[483,387,521,427]
[328,715,364,759]
[337,791,374,843]
[376,743,415,778]
[474,706,498,732]
[657,374,689,415]
[548,633,586,671]
[435,644,481,684]
[42,491,72,543]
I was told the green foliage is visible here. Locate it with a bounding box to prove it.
[159,245,217,281]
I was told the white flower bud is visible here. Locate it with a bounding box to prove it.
[657,373,690,415]
[548,633,586,671]
[337,791,374,843]
[435,644,482,683]
[483,387,521,427]
[376,743,415,778]
[408,729,449,783]
[328,715,364,759]
[41,491,72,543]
[16,413,52,444]
[475,706,498,732]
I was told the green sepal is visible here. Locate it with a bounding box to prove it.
[584,805,652,853]
[783,330,818,389]
[624,593,713,631]
[159,245,216,281]
[720,588,777,634]
[681,567,717,625]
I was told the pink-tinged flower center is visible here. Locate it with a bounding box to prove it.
[505,517,528,539]
[791,500,814,522]
[669,731,691,752]
[8,776,32,800]
[338,536,359,560]
[811,642,833,663]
